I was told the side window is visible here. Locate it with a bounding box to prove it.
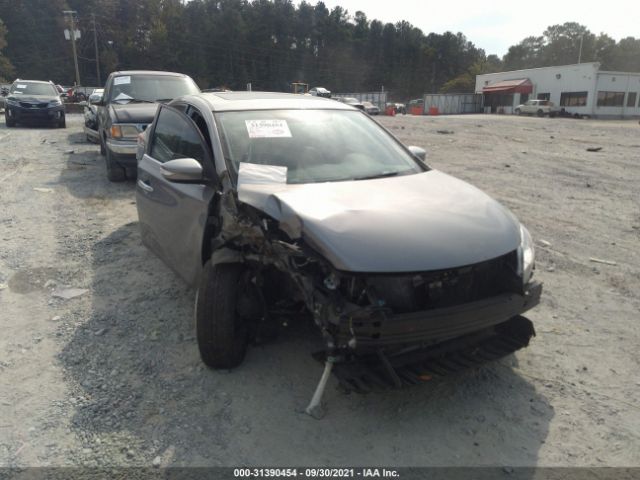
[150,107,206,164]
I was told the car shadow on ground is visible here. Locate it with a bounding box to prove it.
[59,131,136,202]
[57,218,553,466]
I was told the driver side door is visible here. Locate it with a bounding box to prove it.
[136,104,217,286]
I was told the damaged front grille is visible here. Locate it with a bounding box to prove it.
[340,250,520,313]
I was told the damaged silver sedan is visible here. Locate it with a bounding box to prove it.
[135,92,541,416]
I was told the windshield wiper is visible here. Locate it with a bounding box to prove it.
[352,171,402,181]
[155,98,174,103]
[126,99,154,103]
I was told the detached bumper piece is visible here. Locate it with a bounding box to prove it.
[328,315,536,393]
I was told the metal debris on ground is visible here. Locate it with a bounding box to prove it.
[436,130,454,134]
[589,257,617,266]
[305,356,336,419]
[586,147,603,152]
[33,187,54,193]
[51,288,89,300]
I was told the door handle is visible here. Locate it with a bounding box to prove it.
[137,179,154,193]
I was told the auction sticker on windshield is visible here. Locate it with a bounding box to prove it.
[245,119,292,138]
[16,84,27,89]
[113,76,131,85]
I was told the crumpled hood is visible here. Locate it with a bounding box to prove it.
[238,170,522,273]
[110,103,159,123]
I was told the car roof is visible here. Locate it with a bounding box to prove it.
[13,79,53,85]
[109,70,190,78]
[184,91,354,112]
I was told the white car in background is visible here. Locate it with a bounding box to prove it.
[309,87,331,98]
[515,99,559,117]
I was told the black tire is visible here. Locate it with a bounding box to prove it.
[196,262,249,369]
[105,148,126,182]
[515,108,521,115]
[5,114,15,127]
[58,115,66,128]
[536,109,544,117]
[100,132,106,155]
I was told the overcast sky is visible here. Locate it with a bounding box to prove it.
[300,0,640,56]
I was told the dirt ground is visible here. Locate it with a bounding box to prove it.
[0,112,639,468]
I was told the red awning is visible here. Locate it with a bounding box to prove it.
[482,79,533,94]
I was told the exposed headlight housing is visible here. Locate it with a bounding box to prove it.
[49,99,62,106]
[6,98,19,106]
[110,124,139,139]
[518,224,535,285]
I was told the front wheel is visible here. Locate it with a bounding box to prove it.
[105,148,126,182]
[537,109,544,117]
[196,262,249,369]
[515,108,521,115]
[58,115,66,128]
[5,114,15,127]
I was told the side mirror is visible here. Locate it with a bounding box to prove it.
[408,145,427,161]
[160,158,203,182]
[79,100,87,106]
[1,89,8,97]
[93,96,105,106]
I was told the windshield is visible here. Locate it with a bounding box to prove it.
[10,82,58,96]
[216,109,425,185]
[109,75,199,104]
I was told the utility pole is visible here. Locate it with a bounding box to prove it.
[92,13,100,85]
[578,34,584,64]
[63,10,81,87]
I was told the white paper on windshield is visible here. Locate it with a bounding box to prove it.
[16,84,27,89]
[113,92,133,101]
[238,162,287,187]
[245,119,291,138]
[113,76,131,85]
[237,163,289,211]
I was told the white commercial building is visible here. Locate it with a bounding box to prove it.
[475,62,640,118]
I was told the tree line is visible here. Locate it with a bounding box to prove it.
[0,0,638,99]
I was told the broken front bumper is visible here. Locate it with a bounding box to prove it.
[336,282,542,351]
[328,315,537,393]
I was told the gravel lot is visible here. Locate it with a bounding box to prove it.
[0,113,639,468]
